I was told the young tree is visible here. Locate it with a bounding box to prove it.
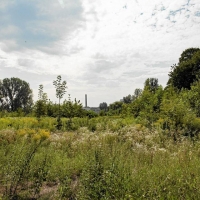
[38,84,44,100]
[62,94,83,130]
[53,75,67,129]
[35,84,48,119]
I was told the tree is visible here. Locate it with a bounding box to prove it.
[130,79,163,124]
[144,78,159,92]
[0,77,33,112]
[134,88,142,99]
[62,95,83,130]
[38,84,44,100]
[160,86,196,139]
[62,94,83,118]
[35,84,48,119]
[108,101,123,115]
[179,48,200,64]
[123,95,132,104]
[168,48,200,90]
[187,80,200,117]
[99,102,108,111]
[46,100,58,117]
[53,75,67,129]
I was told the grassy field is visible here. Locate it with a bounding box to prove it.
[1,117,200,199]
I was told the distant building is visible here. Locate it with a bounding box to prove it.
[83,94,100,113]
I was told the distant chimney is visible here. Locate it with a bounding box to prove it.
[85,94,87,108]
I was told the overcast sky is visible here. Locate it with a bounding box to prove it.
[0,0,200,106]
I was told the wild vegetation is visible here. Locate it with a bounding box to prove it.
[1,117,200,199]
[1,47,200,199]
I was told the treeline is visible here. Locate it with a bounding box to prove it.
[103,48,200,138]
[1,47,200,135]
[0,75,98,119]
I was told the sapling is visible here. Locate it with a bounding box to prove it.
[53,75,67,130]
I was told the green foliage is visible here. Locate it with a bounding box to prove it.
[160,87,195,129]
[188,80,200,117]
[53,75,67,101]
[134,88,142,98]
[35,85,48,119]
[123,94,133,104]
[3,47,200,198]
[99,110,106,116]
[88,118,97,132]
[0,116,135,133]
[79,149,107,199]
[46,101,58,117]
[121,103,132,117]
[31,153,49,199]
[153,86,200,139]
[0,77,33,112]
[35,100,47,119]
[2,118,200,198]
[108,101,123,115]
[168,48,200,89]
[179,47,200,64]
[62,95,83,118]
[53,75,67,130]
[56,116,62,130]
[1,134,49,199]
[131,79,163,126]
[85,110,98,118]
[144,78,159,92]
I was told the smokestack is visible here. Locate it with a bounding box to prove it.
[85,94,87,108]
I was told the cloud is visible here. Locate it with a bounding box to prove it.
[0,0,84,52]
[0,0,200,106]
[57,0,65,8]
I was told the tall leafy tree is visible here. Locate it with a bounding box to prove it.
[179,48,200,64]
[168,48,200,90]
[0,77,33,112]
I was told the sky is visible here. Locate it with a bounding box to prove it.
[0,0,200,107]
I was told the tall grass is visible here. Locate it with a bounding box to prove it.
[1,117,200,199]
[0,116,136,132]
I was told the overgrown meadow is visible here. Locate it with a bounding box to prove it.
[1,116,200,199]
[1,48,200,199]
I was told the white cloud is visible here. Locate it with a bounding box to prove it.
[0,0,200,106]
[57,0,65,8]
